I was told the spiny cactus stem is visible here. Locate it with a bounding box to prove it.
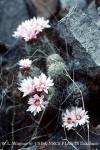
[40,35,56,54]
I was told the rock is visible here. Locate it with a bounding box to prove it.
[95,0,100,8]
[60,0,87,10]
[0,42,8,67]
[86,0,100,26]
[95,124,100,132]
[87,0,99,21]
[97,7,100,16]
[32,0,58,18]
[0,42,8,54]
[66,82,89,106]
[0,0,29,47]
[24,0,37,18]
[57,7,100,77]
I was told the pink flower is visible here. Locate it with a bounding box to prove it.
[32,17,50,34]
[72,107,89,127]
[18,59,32,70]
[34,73,54,94]
[18,77,36,97]
[13,17,50,42]
[62,110,76,130]
[27,94,48,116]
[62,107,89,130]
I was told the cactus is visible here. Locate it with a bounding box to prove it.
[25,39,43,56]
[18,71,25,82]
[47,53,67,81]
[29,65,41,78]
[45,87,57,106]
[25,36,55,57]
[47,53,64,66]
[66,81,89,106]
[47,61,66,79]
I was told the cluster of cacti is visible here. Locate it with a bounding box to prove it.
[47,54,67,81]
[66,81,89,106]
[13,17,89,132]
[25,35,55,56]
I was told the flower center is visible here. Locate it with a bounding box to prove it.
[67,117,72,124]
[76,115,82,120]
[20,66,30,72]
[34,99,40,106]
[24,66,30,69]
[40,81,45,86]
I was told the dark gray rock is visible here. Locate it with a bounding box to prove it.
[24,0,38,18]
[87,1,100,27]
[95,0,100,8]
[87,0,99,21]
[97,7,100,16]
[60,0,88,10]
[57,7,100,77]
[66,82,89,106]
[0,0,29,47]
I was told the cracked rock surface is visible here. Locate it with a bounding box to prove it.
[57,7,100,76]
